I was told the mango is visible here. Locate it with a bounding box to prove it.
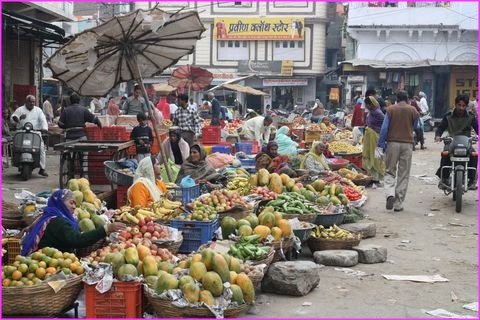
[124,247,139,266]
[67,179,79,191]
[201,248,215,271]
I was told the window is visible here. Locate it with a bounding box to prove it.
[218,41,249,61]
[273,41,304,61]
[234,1,242,5]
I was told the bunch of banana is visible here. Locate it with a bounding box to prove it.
[227,176,251,196]
[151,198,183,220]
[311,224,359,240]
[115,205,158,224]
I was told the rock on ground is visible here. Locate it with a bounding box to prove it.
[352,244,387,264]
[313,250,358,267]
[342,222,377,238]
[261,261,320,296]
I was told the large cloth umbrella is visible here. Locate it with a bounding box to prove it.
[44,7,206,181]
[168,65,213,95]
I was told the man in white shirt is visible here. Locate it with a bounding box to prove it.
[169,99,178,116]
[188,98,198,111]
[11,95,49,176]
[240,115,273,148]
[42,95,54,123]
[418,91,429,115]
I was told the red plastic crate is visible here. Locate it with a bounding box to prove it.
[116,185,129,208]
[85,126,103,140]
[201,126,221,144]
[103,126,127,141]
[85,281,142,318]
[341,153,363,169]
[291,128,305,141]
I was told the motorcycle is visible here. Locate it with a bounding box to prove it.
[421,112,434,132]
[12,122,43,181]
[438,135,478,212]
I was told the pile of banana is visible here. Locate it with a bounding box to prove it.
[338,168,369,180]
[311,224,360,240]
[226,168,252,196]
[115,198,183,224]
[329,141,362,154]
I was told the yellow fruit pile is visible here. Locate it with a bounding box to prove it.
[115,197,183,224]
[2,247,84,287]
[328,141,362,154]
[311,225,360,240]
[338,168,369,180]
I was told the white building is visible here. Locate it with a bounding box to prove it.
[341,1,478,118]
[135,2,331,112]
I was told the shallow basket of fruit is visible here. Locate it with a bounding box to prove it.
[145,288,250,318]
[152,233,184,254]
[308,225,361,252]
[76,238,108,258]
[247,246,275,266]
[2,273,83,316]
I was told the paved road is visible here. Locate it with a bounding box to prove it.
[2,132,478,318]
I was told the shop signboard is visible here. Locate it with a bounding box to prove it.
[263,79,308,87]
[214,17,304,40]
[238,61,282,75]
[449,69,478,106]
[329,88,340,102]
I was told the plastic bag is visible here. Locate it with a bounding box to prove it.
[179,175,196,188]
[160,159,180,183]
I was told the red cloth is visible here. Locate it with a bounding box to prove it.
[157,97,170,120]
[351,103,365,127]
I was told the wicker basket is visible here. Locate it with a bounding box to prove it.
[2,274,83,316]
[282,213,317,223]
[153,234,184,254]
[307,235,361,253]
[5,237,21,264]
[271,238,294,263]
[217,206,251,221]
[249,272,265,290]
[248,246,275,266]
[145,288,250,318]
[76,238,108,258]
[2,217,26,229]
[351,177,373,186]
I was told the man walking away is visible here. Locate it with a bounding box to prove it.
[11,95,49,177]
[207,92,221,126]
[58,93,103,142]
[173,93,201,146]
[376,90,419,212]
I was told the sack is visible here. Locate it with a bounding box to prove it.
[159,159,180,183]
[179,175,196,188]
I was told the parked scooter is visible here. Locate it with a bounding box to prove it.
[421,112,434,132]
[438,135,478,213]
[12,122,42,181]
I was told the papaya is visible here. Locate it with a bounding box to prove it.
[179,275,195,289]
[75,208,90,220]
[200,290,215,305]
[116,263,138,278]
[182,283,201,303]
[228,257,241,273]
[273,212,283,226]
[67,179,79,191]
[258,211,275,229]
[137,261,144,275]
[329,183,337,197]
[257,169,270,186]
[191,253,202,264]
[268,173,283,194]
[335,185,344,196]
[202,271,223,297]
[201,249,215,271]
[137,244,151,261]
[177,260,189,269]
[305,190,316,202]
[271,227,282,241]
[144,275,158,288]
[190,262,207,281]
[77,177,90,189]
[72,190,83,206]
[262,206,274,213]
[79,218,95,232]
[230,284,245,305]
[93,198,102,211]
[249,174,258,187]
[330,196,341,206]
[229,271,238,284]
[212,254,230,283]
[91,214,105,228]
[81,202,97,216]
[143,256,158,276]
[158,261,172,272]
[235,273,255,304]
[104,252,125,274]
[155,273,178,294]
[317,196,330,206]
[221,216,237,239]
[253,225,271,240]
[238,225,253,236]
[222,253,232,267]
[236,219,251,229]
[306,184,317,193]
[245,214,259,229]
[312,179,326,192]
[124,247,139,266]
[286,178,296,191]
[278,219,292,237]
[279,173,290,186]
[83,189,97,204]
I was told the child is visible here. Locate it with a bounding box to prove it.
[131,112,153,162]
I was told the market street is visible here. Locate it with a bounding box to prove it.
[2,131,478,318]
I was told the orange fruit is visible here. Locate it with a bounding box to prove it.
[53,251,63,259]
[46,267,56,274]
[28,263,38,273]
[48,259,59,268]
[2,278,11,286]
[26,273,35,280]
[12,261,20,268]
[11,270,22,281]
[14,255,23,262]
[35,267,46,279]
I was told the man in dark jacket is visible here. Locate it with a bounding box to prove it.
[435,94,478,189]
[58,93,102,141]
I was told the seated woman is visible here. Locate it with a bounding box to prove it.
[300,142,331,175]
[176,144,225,190]
[160,127,190,165]
[128,156,168,207]
[21,189,125,255]
[274,126,298,157]
[255,141,291,173]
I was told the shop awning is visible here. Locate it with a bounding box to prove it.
[340,59,478,69]
[208,75,257,92]
[2,9,68,45]
[220,83,270,96]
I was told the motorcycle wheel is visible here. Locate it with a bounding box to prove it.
[21,165,32,181]
[455,170,463,213]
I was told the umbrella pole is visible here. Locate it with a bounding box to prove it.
[127,59,173,182]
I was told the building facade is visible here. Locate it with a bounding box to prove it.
[135,1,331,112]
[341,1,478,119]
